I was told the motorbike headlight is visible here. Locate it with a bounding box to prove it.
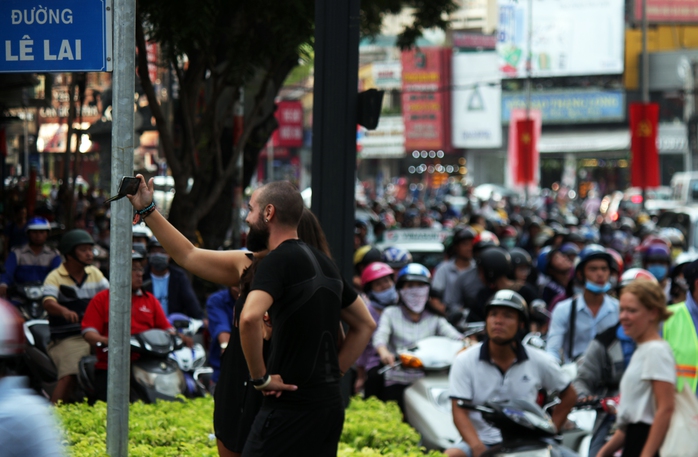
[493,448,551,457]
[154,371,185,397]
[132,365,157,388]
[428,387,453,414]
[24,286,43,300]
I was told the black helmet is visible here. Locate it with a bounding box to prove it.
[453,226,477,245]
[148,236,163,249]
[484,289,528,321]
[59,229,95,256]
[477,247,511,282]
[575,244,613,274]
[509,248,532,269]
[354,245,382,268]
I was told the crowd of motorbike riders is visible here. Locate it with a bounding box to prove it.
[1,187,697,457]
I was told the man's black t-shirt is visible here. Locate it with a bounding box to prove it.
[250,239,357,410]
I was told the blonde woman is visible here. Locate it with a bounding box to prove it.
[597,279,675,457]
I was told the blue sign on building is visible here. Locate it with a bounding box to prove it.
[0,0,112,73]
[501,90,626,124]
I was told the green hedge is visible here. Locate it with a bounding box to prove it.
[56,396,444,456]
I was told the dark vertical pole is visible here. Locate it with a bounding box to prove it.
[312,0,360,280]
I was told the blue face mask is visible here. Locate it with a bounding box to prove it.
[585,280,611,295]
[647,264,668,282]
[370,286,398,309]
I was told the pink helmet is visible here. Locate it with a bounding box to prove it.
[0,298,25,358]
[619,268,658,289]
[361,262,394,287]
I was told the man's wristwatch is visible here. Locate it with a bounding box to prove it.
[250,373,271,390]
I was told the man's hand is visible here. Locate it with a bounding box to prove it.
[471,442,488,457]
[259,374,298,398]
[61,308,79,323]
[126,174,154,211]
[180,334,194,348]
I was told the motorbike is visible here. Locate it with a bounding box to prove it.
[77,328,188,403]
[456,398,578,457]
[9,282,47,320]
[167,313,213,397]
[22,318,60,399]
[396,322,485,451]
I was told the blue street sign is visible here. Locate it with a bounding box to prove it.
[0,0,112,73]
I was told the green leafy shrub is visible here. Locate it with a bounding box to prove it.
[57,396,444,456]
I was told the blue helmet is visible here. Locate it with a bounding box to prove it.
[26,217,51,231]
[381,246,412,269]
[537,246,554,275]
[396,263,431,287]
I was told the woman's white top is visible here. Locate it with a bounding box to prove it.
[617,339,676,430]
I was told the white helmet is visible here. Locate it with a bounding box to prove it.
[0,299,25,358]
[132,223,153,239]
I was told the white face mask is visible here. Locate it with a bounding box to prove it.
[399,285,430,313]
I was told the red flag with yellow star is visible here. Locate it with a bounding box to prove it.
[629,103,659,188]
[516,119,535,184]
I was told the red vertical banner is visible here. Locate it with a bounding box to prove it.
[516,119,536,183]
[629,103,659,188]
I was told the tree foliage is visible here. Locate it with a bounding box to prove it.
[135,0,456,246]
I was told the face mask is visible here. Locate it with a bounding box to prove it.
[149,253,169,271]
[503,238,516,249]
[647,264,668,282]
[370,286,398,309]
[399,286,430,314]
[585,280,611,295]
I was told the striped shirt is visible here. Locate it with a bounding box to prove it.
[43,264,109,338]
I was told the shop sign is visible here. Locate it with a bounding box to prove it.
[401,47,452,152]
[452,52,502,148]
[633,0,698,23]
[357,116,405,159]
[371,61,401,90]
[502,90,625,124]
[497,0,624,78]
[272,100,303,148]
[0,0,112,73]
[453,32,497,50]
[383,229,450,244]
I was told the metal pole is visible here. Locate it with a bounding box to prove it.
[641,0,649,210]
[311,0,360,282]
[524,0,532,204]
[107,0,135,455]
[23,106,29,177]
[267,141,274,182]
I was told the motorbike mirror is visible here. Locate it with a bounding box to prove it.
[531,300,551,319]
[173,320,189,329]
[59,284,79,299]
[399,353,424,369]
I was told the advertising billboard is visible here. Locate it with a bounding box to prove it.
[401,47,452,152]
[272,101,303,148]
[501,90,625,124]
[452,52,502,148]
[497,0,625,78]
[634,0,698,24]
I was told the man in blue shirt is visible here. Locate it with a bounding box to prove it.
[547,245,619,363]
[0,217,61,299]
[143,237,204,320]
[206,286,236,384]
[0,298,65,456]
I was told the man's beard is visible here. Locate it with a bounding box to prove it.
[246,216,270,252]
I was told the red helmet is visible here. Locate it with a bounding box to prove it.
[474,231,500,250]
[619,268,658,289]
[606,248,624,275]
[361,262,395,287]
[636,235,670,253]
[0,298,25,358]
[501,225,518,239]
